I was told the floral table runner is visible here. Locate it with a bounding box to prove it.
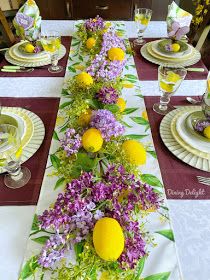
[20,20,181,280]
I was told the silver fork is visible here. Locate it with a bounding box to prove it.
[197,176,210,186]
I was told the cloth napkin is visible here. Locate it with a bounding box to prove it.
[166,1,193,40]
[13,0,41,42]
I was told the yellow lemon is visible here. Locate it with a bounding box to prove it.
[24,43,35,53]
[159,81,174,93]
[75,72,93,88]
[82,128,103,152]
[203,126,210,139]
[171,43,180,52]
[122,81,134,88]
[78,109,92,127]
[86,37,96,49]
[93,217,124,261]
[141,18,149,25]
[116,97,126,112]
[207,79,210,92]
[122,140,146,165]
[134,14,144,23]
[166,71,181,83]
[108,47,125,61]
[142,110,148,121]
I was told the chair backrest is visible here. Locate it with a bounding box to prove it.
[0,8,15,46]
[0,0,20,11]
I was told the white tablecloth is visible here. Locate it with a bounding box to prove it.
[0,21,209,280]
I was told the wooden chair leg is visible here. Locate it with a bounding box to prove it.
[0,8,15,46]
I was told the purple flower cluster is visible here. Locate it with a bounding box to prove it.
[85,15,104,32]
[87,31,126,81]
[96,86,119,104]
[90,109,125,141]
[194,119,210,132]
[38,165,160,269]
[60,128,81,156]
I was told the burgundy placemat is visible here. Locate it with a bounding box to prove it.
[144,96,210,200]
[0,97,60,206]
[130,38,209,81]
[0,37,71,78]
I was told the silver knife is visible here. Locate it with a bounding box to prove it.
[1,68,34,73]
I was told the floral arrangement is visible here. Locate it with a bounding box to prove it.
[192,0,210,27]
[20,17,172,280]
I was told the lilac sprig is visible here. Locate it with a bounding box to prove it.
[96,86,119,104]
[60,128,81,156]
[38,165,161,269]
[194,120,210,132]
[85,15,105,32]
[90,109,125,141]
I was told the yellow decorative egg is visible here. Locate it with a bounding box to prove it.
[93,217,124,261]
[86,37,96,49]
[116,97,126,112]
[24,43,35,53]
[122,140,146,165]
[75,72,93,88]
[108,47,125,61]
[171,43,180,52]
[78,109,92,127]
[82,128,103,152]
[203,126,210,139]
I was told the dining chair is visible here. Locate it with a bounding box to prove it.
[0,8,15,46]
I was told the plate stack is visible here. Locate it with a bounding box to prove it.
[141,39,201,67]
[5,41,66,68]
[160,106,210,171]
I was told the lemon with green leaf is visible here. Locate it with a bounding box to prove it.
[82,128,103,152]
[75,72,93,88]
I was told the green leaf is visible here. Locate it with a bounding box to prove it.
[135,94,144,98]
[68,66,76,73]
[60,124,69,133]
[104,104,120,113]
[61,89,69,96]
[144,272,171,280]
[125,65,129,70]
[86,99,101,109]
[72,41,80,46]
[123,107,139,115]
[156,230,175,241]
[134,256,146,279]
[124,74,137,80]
[147,150,157,158]
[19,256,39,280]
[120,120,132,128]
[54,177,65,190]
[31,214,40,231]
[74,241,85,262]
[59,101,73,109]
[130,116,149,125]
[79,55,84,61]
[50,154,60,169]
[32,236,50,245]
[124,134,148,140]
[53,131,59,141]
[75,153,97,172]
[141,174,163,188]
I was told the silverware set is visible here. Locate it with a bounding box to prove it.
[0,66,34,73]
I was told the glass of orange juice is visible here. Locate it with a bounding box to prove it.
[41,30,63,73]
[0,124,31,188]
[133,8,152,46]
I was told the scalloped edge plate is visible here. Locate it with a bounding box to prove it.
[0,107,45,173]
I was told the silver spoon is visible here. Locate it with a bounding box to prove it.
[186,97,202,105]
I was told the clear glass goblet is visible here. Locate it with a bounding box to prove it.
[41,30,63,73]
[153,66,187,115]
[0,124,31,188]
[133,8,152,46]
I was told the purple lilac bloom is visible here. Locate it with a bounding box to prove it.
[96,86,119,104]
[60,128,81,156]
[90,109,125,141]
[34,45,42,53]
[86,31,126,81]
[194,119,210,132]
[85,15,104,32]
[15,13,34,30]
[165,44,173,52]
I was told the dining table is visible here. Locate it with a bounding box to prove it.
[0,20,209,280]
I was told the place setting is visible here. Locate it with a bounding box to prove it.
[0,0,70,76]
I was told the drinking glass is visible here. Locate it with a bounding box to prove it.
[41,30,63,73]
[133,8,152,46]
[0,124,31,188]
[153,66,187,115]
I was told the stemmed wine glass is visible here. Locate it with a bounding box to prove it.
[41,30,63,73]
[153,66,187,115]
[133,8,152,46]
[0,124,31,188]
